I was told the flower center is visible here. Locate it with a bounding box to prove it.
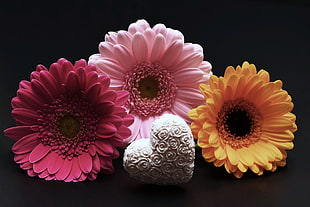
[138,76,159,99]
[217,98,262,149]
[123,62,176,117]
[225,110,252,137]
[37,95,99,160]
[58,115,80,138]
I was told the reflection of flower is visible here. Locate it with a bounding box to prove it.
[189,62,297,178]
[4,58,133,182]
[89,19,212,146]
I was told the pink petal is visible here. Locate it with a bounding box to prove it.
[174,53,203,70]
[55,158,72,181]
[92,154,101,174]
[88,145,97,156]
[160,40,183,67]
[176,87,204,103]
[128,19,150,34]
[143,28,155,53]
[123,114,142,146]
[105,32,118,44]
[173,68,204,86]
[96,59,126,79]
[153,23,167,36]
[116,30,133,51]
[33,154,49,173]
[20,161,32,170]
[12,132,41,154]
[27,169,37,177]
[47,151,64,174]
[78,152,92,173]
[71,157,82,180]
[96,122,117,138]
[38,170,50,179]
[113,44,133,69]
[99,42,115,58]
[65,71,80,94]
[12,108,38,125]
[165,28,184,45]
[29,143,51,163]
[115,90,129,106]
[132,32,148,62]
[100,157,114,174]
[170,100,192,122]
[151,34,165,62]
[4,126,35,140]
[139,117,153,139]
[95,140,114,157]
[14,153,29,164]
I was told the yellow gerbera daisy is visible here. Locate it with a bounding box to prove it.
[188,61,297,178]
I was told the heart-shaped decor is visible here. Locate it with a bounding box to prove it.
[123,114,195,185]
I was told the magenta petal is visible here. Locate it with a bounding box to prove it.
[78,153,92,173]
[96,101,115,116]
[100,157,114,174]
[123,114,134,127]
[17,89,44,109]
[95,140,114,156]
[38,71,61,98]
[4,126,35,140]
[27,169,37,177]
[85,71,99,89]
[19,80,31,90]
[88,145,97,156]
[71,157,82,180]
[12,132,41,154]
[115,91,130,106]
[31,79,53,102]
[87,172,97,181]
[47,151,64,174]
[33,154,49,173]
[20,161,32,170]
[92,154,101,174]
[99,90,117,102]
[14,153,29,164]
[38,170,50,179]
[96,122,117,138]
[65,71,80,94]
[102,115,123,128]
[98,74,111,91]
[12,108,38,125]
[55,158,72,181]
[74,59,87,69]
[29,143,51,163]
[85,82,101,103]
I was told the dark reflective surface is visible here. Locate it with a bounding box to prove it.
[0,0,309,206]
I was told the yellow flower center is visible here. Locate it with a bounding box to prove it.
[217,98,262,149]
[58,115,80,138]
[138,76,159,99]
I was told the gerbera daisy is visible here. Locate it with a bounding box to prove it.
[4,58,134,182]
[188,61,297,178]
[89,19,212,146]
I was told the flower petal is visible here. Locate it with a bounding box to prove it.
[113,44,133,69]
[29,143,51,163]
[132,32,148,62]
[55,158,72,181]
[96,122,117,138]
[47,151,64,174]
[12,132,41,154]
[78,153,92,174]
[173,68,204,86]
[4,126,35,140]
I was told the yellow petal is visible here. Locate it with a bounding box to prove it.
[226,144,238,165]
[202,148,215,160]
[250,142,269,166]
[237,162,248,173]
[209,132,220,147]
[257,69,270,82]
[267,139,294,150]
[237,147,254,166]
[262,102,294,118]
[224,66,236,78]
[214,146,227,160]
[233,170,244,178]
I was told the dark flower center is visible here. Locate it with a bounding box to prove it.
[58,115,80,138]
[225,109,252,137]
[217,98,262,148]
[138,76,159,99]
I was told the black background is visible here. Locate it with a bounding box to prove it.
[0,0,309,206]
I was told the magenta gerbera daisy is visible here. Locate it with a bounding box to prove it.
[4,58,134,182]
[89,19,212,145]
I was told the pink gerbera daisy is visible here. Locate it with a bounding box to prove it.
[89,19,212,145]
[4,58,134,182]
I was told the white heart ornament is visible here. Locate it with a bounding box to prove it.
[123,114,195,185]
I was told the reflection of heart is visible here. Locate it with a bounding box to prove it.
[123,114,195,185]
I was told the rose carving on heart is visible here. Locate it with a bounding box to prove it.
[123,114,195,185]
